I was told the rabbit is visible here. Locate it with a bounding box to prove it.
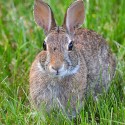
[30,0,116,118]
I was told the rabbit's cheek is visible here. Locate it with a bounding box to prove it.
[68,51,79,67]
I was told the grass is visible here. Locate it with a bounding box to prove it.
[0,0,125,124]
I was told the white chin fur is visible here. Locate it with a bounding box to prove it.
[59,64,80,77]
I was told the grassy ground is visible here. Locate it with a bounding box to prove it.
[0,0,125,124]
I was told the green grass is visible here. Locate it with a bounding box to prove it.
[0,0,125,124]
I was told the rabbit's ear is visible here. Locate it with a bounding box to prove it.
[63,0,85,36]
[34,0,56,35]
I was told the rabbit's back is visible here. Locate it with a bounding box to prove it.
[74,28,116,96]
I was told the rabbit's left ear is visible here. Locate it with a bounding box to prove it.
[63,0,85,36]
[34,0,56,35]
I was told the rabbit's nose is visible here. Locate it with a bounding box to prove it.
[51,66,59,71]
[51,67,59,75]
[49,64,64,74]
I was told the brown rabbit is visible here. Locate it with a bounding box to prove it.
[30,0,116,118]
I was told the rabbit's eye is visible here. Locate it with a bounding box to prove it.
[68,41,73,51]
[43,41,47,50]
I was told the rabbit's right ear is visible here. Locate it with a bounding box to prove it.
[34,0,56,35]
[63,0,85,36]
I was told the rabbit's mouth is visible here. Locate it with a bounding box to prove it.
[49,69,67,78]
[49,71,67,78]
[49,64,80,78]
[53,70,61,76]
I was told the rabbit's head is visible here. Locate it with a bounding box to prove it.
[34,0,85,77]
